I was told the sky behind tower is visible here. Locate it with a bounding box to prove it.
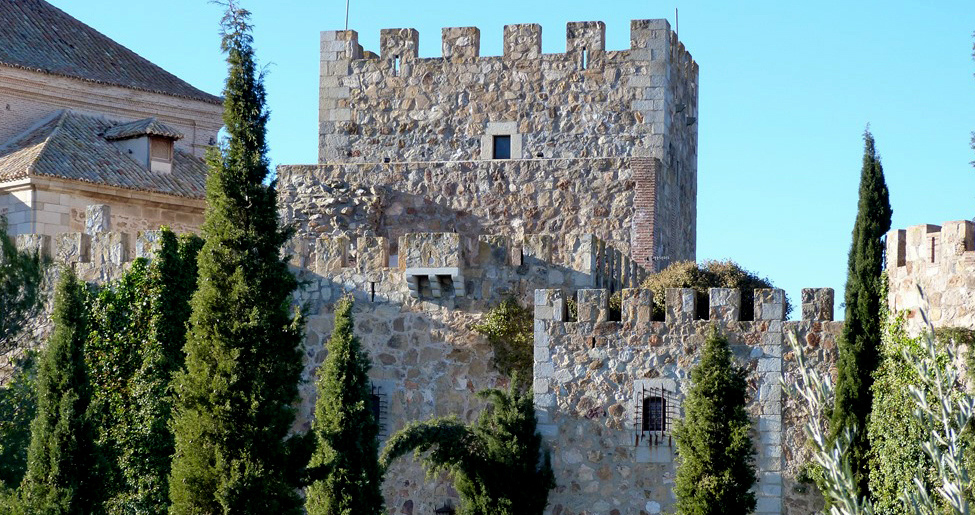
[47,0,975,318]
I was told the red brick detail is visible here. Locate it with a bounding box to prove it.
[631,157,660,268]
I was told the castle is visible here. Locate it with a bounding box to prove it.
[4,4,972,514]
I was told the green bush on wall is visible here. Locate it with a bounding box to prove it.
[472,297,533,378]
[867,320,975,514]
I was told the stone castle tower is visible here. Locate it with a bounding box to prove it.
[304,19,698,270]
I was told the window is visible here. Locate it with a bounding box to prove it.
[642,396,666,432]
[492,135,511,159]
[370,384,389,439]
[149,137,172,163]
[633,379,677,447]
[393,55,401,76]
[581,48,588,70]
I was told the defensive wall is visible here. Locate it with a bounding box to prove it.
[534,286,838,515]
[887,220,975,334]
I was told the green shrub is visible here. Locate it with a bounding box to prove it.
[868,323,975,513]
[472,298,533,378]
[639,260,789,321]
[0,352,37,489]
[380,375,554,515]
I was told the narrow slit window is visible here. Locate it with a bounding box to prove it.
[393,55,401,76]
[642,396,666,432]
[581,48,588,70]
[370,281,376,302]
[931,237,936,263]
[492,135,511,159]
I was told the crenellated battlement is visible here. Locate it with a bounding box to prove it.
[886,220,975,270]
[535,286,834,325]
[12,204,164,267]
[886,220,975,333]
[288,230,647,289]
[321,19,696,67]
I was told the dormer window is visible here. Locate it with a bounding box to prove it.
[104,117,183,174]
[149,137,173,172]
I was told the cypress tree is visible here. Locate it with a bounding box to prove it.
[168,3,305,513]
[830,129,891,497]
[673,330,757,515]
[305,298,383,515]
[19,269,100,514]
[381,376,555,515]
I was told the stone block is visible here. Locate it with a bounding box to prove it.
[754,288,785,321]
[316,235,349,272]
[477,234,510,267]
[356,236,388,270]
[665,288,695,323]
[566,21,606,54]
[56,232,90,263]
[402,233,460,268]
[90,232,128,265]
[522,234,553,263]
[136,230,163,259]
[503,23,541,59]
[380,28,418,61]
[622,288,653,326]
[534,289,566,322]
[442,26,480,61]
[14,234,51,258]
[801,288,834,321]
[85,204,111,234]
[708,287,740,321]
[576,289,608,323]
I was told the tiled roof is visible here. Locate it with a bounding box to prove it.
[0,0,221,104]
[0,111,207,199]
[103,118,184,141]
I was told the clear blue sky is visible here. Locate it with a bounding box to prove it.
[50,0,975,319]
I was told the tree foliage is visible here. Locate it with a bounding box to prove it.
[831,129,892,497]
[305,297,383,515]
[0,352,37,489]
[638,259,789,321]
[471,297,533,377]
[19,269,101,514]
[380,376,555,515]
[168,2,305,513]
[85,231,201,514]
[0,216,45,355]
[673,329,757,515]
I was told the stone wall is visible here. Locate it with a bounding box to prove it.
[278,156,690,270]
[283,230,647,514]
[887,220,975,334]
[0,66,222,157]
[533,286,837,515]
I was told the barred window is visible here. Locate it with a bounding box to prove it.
[642,396,666,432]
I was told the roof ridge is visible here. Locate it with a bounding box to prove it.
[27,110,70,175]
[0,1,222,104]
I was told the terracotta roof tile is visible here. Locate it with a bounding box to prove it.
[103,118,184,141]
[0,110,207,198]
[0,0,221,104]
